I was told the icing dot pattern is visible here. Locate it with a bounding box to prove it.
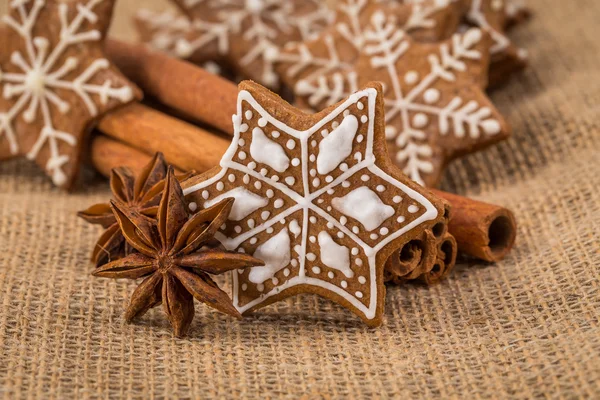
[184,88,439,320]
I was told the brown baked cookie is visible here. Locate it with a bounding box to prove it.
[167,0,334,88]
[294,12,511,187]
[504,0,532,29]
[275,0,463,100]
[183,80,445,326]
[134,9,227,77]
[0,0,141,188]
[134,9,191,57]
[463,0,528,87]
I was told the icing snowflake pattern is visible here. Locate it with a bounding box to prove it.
[173,0,334,87]
[135,9,192,55]
[0,0,134,185]
[276,0,457,91]
[184,85,439,322]
[296,12,505,186]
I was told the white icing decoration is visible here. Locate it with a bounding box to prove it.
[424,88,440,104]
[294,10,503,185]
[316,115,359,175]
[279,0,448,95]
[250,127,290,172]
[0,0,134,185]
[184,87,439,322]
[318,231,353,278]
[332,187,394,231]
[204,187,268,221]
[249,228,291,284]
[467,0,512,55]
[289,219,301,238]
[167,0,332,87]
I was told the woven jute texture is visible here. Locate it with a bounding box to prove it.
[1,0,599,398]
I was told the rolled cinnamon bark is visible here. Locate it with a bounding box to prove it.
[90,135,155,177]
[431,189,517,262]
[105,40,238,135]
[385,201,457,285]
[97,103,229,173]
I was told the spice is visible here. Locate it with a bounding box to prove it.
[78,153,191,266]
[93,169,263,337]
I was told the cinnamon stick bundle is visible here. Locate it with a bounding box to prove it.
[385,201,458,285]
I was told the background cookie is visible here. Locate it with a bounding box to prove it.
[183,80,445,326]
[167,0,334,88]
[276,0,463,103]
[294,14,511,187]
[0,0,141,188]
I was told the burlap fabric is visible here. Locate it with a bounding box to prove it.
[1,0,599,398]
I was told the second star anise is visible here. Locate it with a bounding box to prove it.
[78,153,192,266]
[93,168,264,337]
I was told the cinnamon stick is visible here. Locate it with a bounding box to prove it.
[97,103,229,173]
[385,201,457,285]
[90,135,155,177]
[431,189,517,262]
[105,40,237,135]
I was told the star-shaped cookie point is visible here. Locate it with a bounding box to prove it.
[183,80,445,326]
[0,0,141,188]
[164,0,334,88]
[275,0,462,100]
[295,10,511,187]
[464,0,528,86]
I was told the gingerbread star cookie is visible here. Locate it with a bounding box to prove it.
[134,9,226,77]
[0,0,140,188]
[275,0,462,99]
[163,0,334,88]
[295,11,511,187]
[134,9,192,58]
[183,80,445,326]
[463,0,528,87]
[504,0,531,28]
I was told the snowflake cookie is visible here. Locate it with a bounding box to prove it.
[183,80,445,326]
[0,0,140,188]
[275,0,463,100]
[161,0,334,88]
[295,12,511,187]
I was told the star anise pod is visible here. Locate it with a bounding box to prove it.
[78,153,192,266]
[93,168,264,337]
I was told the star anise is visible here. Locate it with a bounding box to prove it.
[78,153,192,266]
[92,168,264,337]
